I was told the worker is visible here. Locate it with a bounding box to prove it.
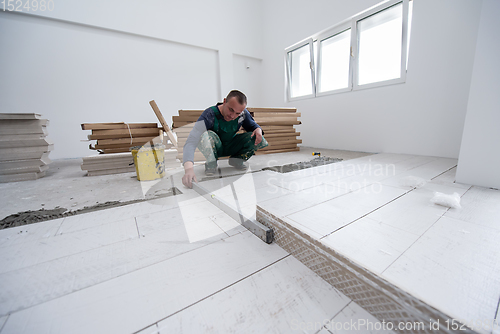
[181,90,268,188]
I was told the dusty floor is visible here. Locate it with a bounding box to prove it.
[0,147,371,221]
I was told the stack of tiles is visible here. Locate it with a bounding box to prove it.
[172,107,301,162]
[0,113,53,183]
[81,149,181,177]
[81,152,135,177]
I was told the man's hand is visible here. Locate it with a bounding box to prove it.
[251,127,263,145]
[182,161,197,188]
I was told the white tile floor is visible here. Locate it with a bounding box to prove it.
[0,172,392,334]
[1,150,499,333]
[228,153,499,334]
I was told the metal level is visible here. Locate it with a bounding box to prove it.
[192,182,274,244]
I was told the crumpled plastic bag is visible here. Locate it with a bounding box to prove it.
[431,192,461,209]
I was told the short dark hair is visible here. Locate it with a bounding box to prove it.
[226,90,247,105]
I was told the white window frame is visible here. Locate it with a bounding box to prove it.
[284,0,411,101]
[285,39,315,101]
[352,0,410,91]
[316,22,353,97]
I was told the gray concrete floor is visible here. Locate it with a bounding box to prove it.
[0,147,373,220]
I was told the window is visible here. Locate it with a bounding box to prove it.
[317,28,351,94]
[286,40,314,99]
[285,0,412,101]
[356,3,403,86]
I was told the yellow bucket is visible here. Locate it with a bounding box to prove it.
[131,144,165,181]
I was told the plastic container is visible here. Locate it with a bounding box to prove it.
[131,144,165,181]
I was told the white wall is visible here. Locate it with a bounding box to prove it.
[233,54,263,107]
[0,0,489,161]
[260,0,483,158]
[0,0,264,159]
[456,0,500,189]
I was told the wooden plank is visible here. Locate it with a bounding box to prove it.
[255,147,300,155]
[252,112,301,118]
[247,107,296,113]
[174,120,300,128]
[264,138,302,146]
[88,128,161,140]
[172,115,201,122]
[149,100,177,147]
[96,136,160,146]
[89,147,132,154]
[263,132,300,138]
[81,123,158,130]
[254,116,300,122]
[260,125,296,131]
[0,113,42,120]
[262,129,297,134]
[93,138,161,150]
[172,121,197,128]
[257,120,301,126]
[178,109,205,114]
[260,144,300,152]
[172,123,196,130]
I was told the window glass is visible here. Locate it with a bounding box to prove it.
[288,44,313,98]
[318,29,351,93]
[357,3,403,86]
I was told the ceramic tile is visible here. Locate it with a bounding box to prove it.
[58,202,170,235]
[327,301,396,333]
[255,184,294,203]
[1,232,287,334]
[0,218,138,274]
[380,158,457,190]
[0,223,225,316]
[365,182,468,236]
[135,324,159,334]
[0,218,64,248]
[259,184,351,218]
[382,216,500,326]
[321,217,419,274]
[156,256,350,334]
[445,186,500,231]
[208,213,247,236]
[431,167,471,190]
[0,316,8,332]
[286,185,408,237]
